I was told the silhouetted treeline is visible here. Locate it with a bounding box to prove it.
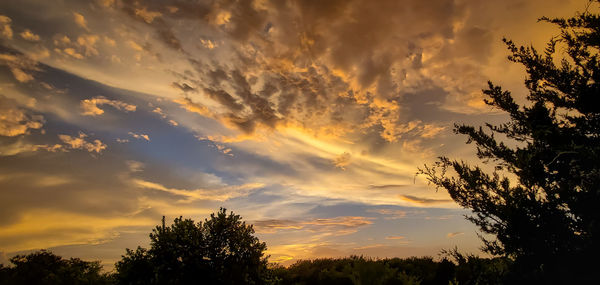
[1,250,515,285]
[0,250,113,285]
[269,254,511,285]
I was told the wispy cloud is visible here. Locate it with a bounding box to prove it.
[447,232,464,238]
[132,179,264,202]
[385,236,406,240]
[254,216,374,235]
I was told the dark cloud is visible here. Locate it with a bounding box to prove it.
[171,82,197,93]
[203,87,243,111]
[119,0,186,52]
[399,195,452,205]
[368,184,409,190]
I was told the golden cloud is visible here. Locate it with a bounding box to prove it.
[80,96,136,116]
[73,12,89,31]
[0,15,12,39]
[58,132,107,153]
[0,95,44,137]
[19,29,40,42]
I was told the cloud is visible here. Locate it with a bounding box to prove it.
[76,34,100,57]
[58,132,107,153]
[127,40,143,52]
[114,0,504,148]
[200,39,217,49]
[19,29,40,42]
[212,142,233,156]
[53,33,102,59]
[0,140,62,156]
[59,47,84,59]
[80,96,136,116]
[368,184,408,190]
[120,2,184,51]
[132,179,264,202]
[128,132,150,142]
[0,52,40,83]
[368,209,407,219]
[171,82,196,93]
[333,152,351,170]
[73,12,89,31]
[152,107,167,118]
[252,219,304,233]
[305,216,373,228]
[0,15,12,39]
[254,216,374,234]
[126,160,144,172]
[134,7,162,24]
[385,236,406,240]
[0,95,44,137]
[447,232,464,238]
[399,194,452,205]
[98,0,115,8]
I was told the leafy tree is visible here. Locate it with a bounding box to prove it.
[202,209,269,284]
[114,208,268,284]
[421,1,600,282]
[0,250,112,285]
[114,247,154,285]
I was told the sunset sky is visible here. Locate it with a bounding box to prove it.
[0,0,586,268]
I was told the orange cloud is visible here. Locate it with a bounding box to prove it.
[73,12,89,31]
[19,29,40,41]
[58,132,107,153]
[447,232,464,238]
[0,15,12,39]
[80,96,136,116]
[385,236,406,240]
[135,7,162,24]
[128,132,150,142]
[0,96,44,136]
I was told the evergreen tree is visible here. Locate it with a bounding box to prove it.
[421,1,600,283]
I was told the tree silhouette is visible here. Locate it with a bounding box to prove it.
[421,1,600,283]
[0,250,112,285]
[115,208,268,285]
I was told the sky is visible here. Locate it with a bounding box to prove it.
[0,0,587,268]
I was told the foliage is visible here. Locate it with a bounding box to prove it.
[114,208,268,285]
[420,1,600,282]
[0,250,112,285]
[268,255,510,285]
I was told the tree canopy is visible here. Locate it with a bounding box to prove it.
[421,1,600,283]
[0,250,112,285]
[114,208,268,285]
